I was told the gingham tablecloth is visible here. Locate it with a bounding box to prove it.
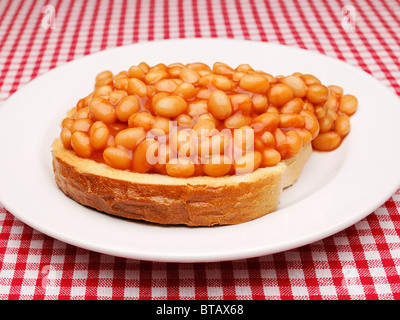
[0,0,399,300]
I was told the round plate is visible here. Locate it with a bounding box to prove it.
[1,39,399,262]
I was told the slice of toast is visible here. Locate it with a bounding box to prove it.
[51,138,312,226]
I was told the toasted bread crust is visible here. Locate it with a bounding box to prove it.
[51,139,311,226]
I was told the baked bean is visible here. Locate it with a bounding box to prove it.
[193,119,216,137]
[103,147,131,170]
[179,68,200,84]
[274,128,288,159]
[127,66,146,80]
[232,72,245,82]
[168,66,183,77]
[213,62,234,75]
[146,85,156,98]
[286,130,303,158]
[128,112,155,131]
[71,131,93,158]
[62,117,74,129]
[152,116,171,133]
[89,97,117,124]
[339,94,358,115]
[170,63,185,69]
[132,139,158,173]
[259,131,276,148]
[267,106,279,113]
[314,106,326,119]
[95,70,113,82]
[149,63,167,72]
[211,75,233,91]
[234,151,262,175]
[156,143,170,165]
[166,158,195,177]
[263,73,277,84]
[267,84,294,107]
[113,72,126,81]
[187,100,208,118]
[318,116,334,133]
[138,62,150,73]
[89,120,106,135]
[198,69,212,77]
[197,136,212,158]
[325,94,338,111]
[60,128,72,149]
[196,88,212,99]
[199,74,232,91]
[280,75,307,98]
[154,95,187,118]
[173,82,196,100]
[144,70,169,84]
[115,127,146,150]
[198,113,218,125]
[252,94,269,114]
[76,98,86,110]
[95,77,113,89]
[178,141,197,159]
[175,114,193,128]
[93,85,113,98]
[236,64,254,73]
[108,90,128,106]
[224,113,252,129]
[155,79,178,93]
[312,131,341,151]
[300,109,320,139]
[71,118,93,133]
[211,133,228,154]
[170,130,196,157]
[280,98,303,114]
[114,76,129,91]
[293,128,313,145]
[230,94,252,113]
[186,62,210,71]
[334,114,351,137]
[199,133,228,158]
[302,102,314,113]
[251,112,280,132]
[76,107,91,120]
[116,95,140,122]
[326,109,338,121]
[279,113,305,128]
[301,74,321,86]
[254,137,265,151]
[208,90,232,120]
[127,78,147,97]
[239,74,269,94]
[306,84,329,104]
[203,155,232,177]
[233,126,255,152]
[84,92,94,107]
[90,125,110,151]
[260,148,281,167]
[328,85,343,98]
[151,92,169,110]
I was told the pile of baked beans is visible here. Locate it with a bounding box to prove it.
[59,62,357,178]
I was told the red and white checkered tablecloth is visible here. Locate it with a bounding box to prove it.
[0,0,400,300]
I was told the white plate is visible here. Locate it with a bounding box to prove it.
[1,39,400,263]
